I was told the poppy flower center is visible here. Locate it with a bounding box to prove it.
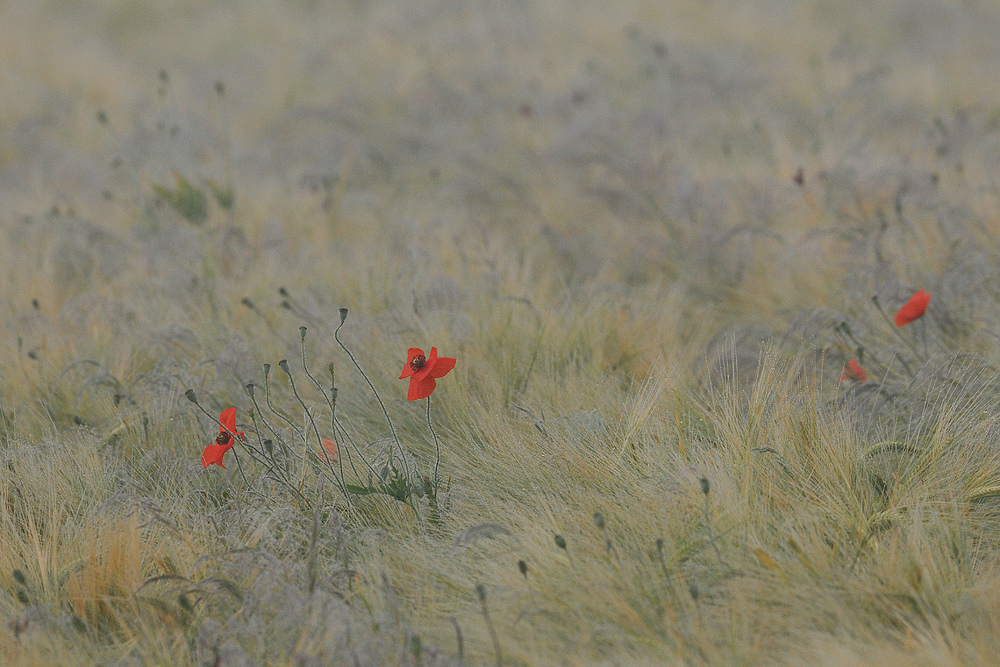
[216,431,233,447]
[409,354,426,372]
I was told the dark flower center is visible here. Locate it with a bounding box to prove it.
[409,354,426,372]
[216,431,233,446]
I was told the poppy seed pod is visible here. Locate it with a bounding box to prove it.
[300,326,307,341]
[700,477,710,495]
[339,307,349,324]
[278,359,290,374]
[185,389,198,403]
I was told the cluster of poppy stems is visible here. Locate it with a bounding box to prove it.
[198,293,928,466]
[840,288,931,385]
[201,346,457,469]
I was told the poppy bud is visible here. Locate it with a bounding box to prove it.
[593,512,605,529]
[518,560,528,578]
[554,534,567,550]
[339,307,349,324]
[700,477,710,495]
[12,570,26,585]
[16,590,29,605]
[184,389,198,403]
[476,583,487,602]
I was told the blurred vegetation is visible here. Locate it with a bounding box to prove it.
[3,0,1000,664]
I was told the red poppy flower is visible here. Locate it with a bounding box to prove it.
[201,407,245,469]
[894,289,931,327]
[840,359,868,383]
[318,437,338,464]
[399,347,456,401]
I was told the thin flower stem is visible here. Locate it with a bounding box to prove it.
[297,332,352,505]
[426,395,441,492]
[263,364,306,443]
[246,387,301,463]
[334,312,408,477]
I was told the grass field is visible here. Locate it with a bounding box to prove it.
[4,1,1000,664]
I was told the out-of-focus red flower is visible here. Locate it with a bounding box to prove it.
[399,347,456,401]
[318,437,338,464]
[894,289,931,327]
[202,407,245,469]
[840,359,868,383]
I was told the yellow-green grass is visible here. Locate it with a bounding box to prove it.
[4,1,1000,664]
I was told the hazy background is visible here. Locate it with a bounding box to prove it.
[5,2,1000,665]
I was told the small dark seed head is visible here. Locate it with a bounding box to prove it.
[518,560,528,577]
[27,350,38,360]
[700,477,710,496]
[281,300,292,310]
[689,584,700,601]
[178,594,192,611]
[263,439,273,455]
[16,590,29,605]
[278,359,290,373]
[184,389,198,403]
[554,534,567,550]
[12,569,26,585]
[263,363,271,377]
[96,110,108,125]
[339,307,348,324]
[215,81,225,96]
[113,394,122,406]
[655,538,664,553]
[71,616,86,633]
[31,299,40,310]
[158,69,168,82]
[240,297,254,309]
[245,383,255,397]
[278,287,289,297]
[476,583,487,602]
[593,512,605,529]
[299,326,307,341]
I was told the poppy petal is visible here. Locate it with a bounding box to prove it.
[430,356,456,378]
[407,375,436,401]
[219,407,237,433]
[894,289,931,327]
[319,437,338,463]
[399,347,425,379]
[201,444,229,469]
[413,347,438,382]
